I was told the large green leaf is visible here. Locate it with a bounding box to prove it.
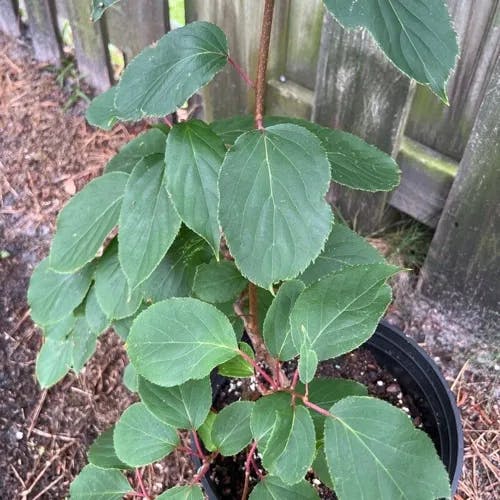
[127,298,238,387]
[290,264,397,361]
[299,223,385,285]
[298,345,318,384]
[49,172,129,272]
[42,313,76,339]
[28,258,93,326]
[115,22,228,120]
[105,128,167,174]
[312,445,334,490]
[218,341,254,378]
[263,405,316,485]
[219,124,332,288]
[325,396,451,500]
[69,464,132,500]
[114,403,179,467]
[211,401,254,456]
[138,377,212,430]
[198,411,217,452]
[36,336,72,388]
[156,485,204,500]
[91,0,121,21]
[263,280,305,361]
[70,312,99,372]
[323,0,458,102]
[85,285,110,335]
[165,120,226,253]
[249,476,319,499]
[142,227,212,302]
[193,260,247,303]
[123,363,138,392]
[88,427,130,470]
[119,155,181,289]
[86,86,119,131]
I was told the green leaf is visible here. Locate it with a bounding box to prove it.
[88,427,130,470]
[127,298,238,387]
[197,411,217,452]
[322,0,458,102]
[313,127,400,191]
[257,287,274,335]
[211,401,254,456]
[298,345,318,384]
[312,445,334,490]
[325,396,451,500]
[299,224,385,285]
[112,308,143,341]
[28,258,93,326]
[70,312,99,372]
[219,124,332,288]
[138,377,212,430]
[123,363,138,392]
[215,300,244,339]
[86,86,119,130]
[165,120,226,253]
[250,392,293,452]
[193,260,247,303]
[36,336,72,388]
[91,0,121,22]
[49,172,129,272]
[115,22,228,120]
[42,313,76,339]
[114,403,179,467]
[290,264,397,361]
[94,241,143,320]
[85,285,110,335]
[218,341,254,378]
[69,464,132,500]
[249,476,319,499]
[156,485,204,500]
[142,226,212,302]
[265,405,316,485]
[118,155,181,289]
[105,128,167,174]
[296,378,368,437]
[263,280,305,361]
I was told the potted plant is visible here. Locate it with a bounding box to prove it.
[28,0,463,498]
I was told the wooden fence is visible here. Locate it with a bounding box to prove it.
[1,0,498,331]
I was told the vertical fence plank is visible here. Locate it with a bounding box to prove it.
[0,0,20,37]
[405,0,500,161]
[419,57,500,331]
[24,0,61,66]
[312,13,414,234]
[105,0,169,63]
[66,0,111,92]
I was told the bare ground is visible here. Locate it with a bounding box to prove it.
[0,33,498,499]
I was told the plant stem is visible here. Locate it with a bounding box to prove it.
[135,469,150,500]
[192,430,206,459]
[254,0,275,130]
[242,441,259,500]
[238,348,277,390]
[228,56,254,87]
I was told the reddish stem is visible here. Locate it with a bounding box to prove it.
[164,115,173,128]
[301,397,333,418]
[228,56,254,87]
[238,349,278,390]
[192,430,206,459]
[178,445,203,459]
[242,441,259,500]
[135,469,150,499]
[192,452,218,484]
[290,367,299,390]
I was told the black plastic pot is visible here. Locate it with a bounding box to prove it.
[196,321,464,498]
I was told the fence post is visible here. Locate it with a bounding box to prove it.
[105,0,169,63]
[312,12,414,234]
[66,0,111,92]
[419,57,500,333]
[24,0,61,66]
[0,0,20,37]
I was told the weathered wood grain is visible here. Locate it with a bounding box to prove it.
[66,0,111,92]
[24,0,61,66]
[419,57,500,331]
[0,0,20,37]
[405,0,500,161]
[312,12,414,234]
[105,0,169,63]
[390,138,458,228]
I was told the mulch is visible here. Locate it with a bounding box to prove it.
[0,32,498,499]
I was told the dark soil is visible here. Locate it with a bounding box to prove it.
[207,348,424,499]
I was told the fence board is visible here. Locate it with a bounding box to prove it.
[312,12,414,234]
[405,0,500,161]
[24,0,61,66]
[0,0,20,37]
[419,57,500,330]
[105,0,169,63]
[66,0,111,93]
